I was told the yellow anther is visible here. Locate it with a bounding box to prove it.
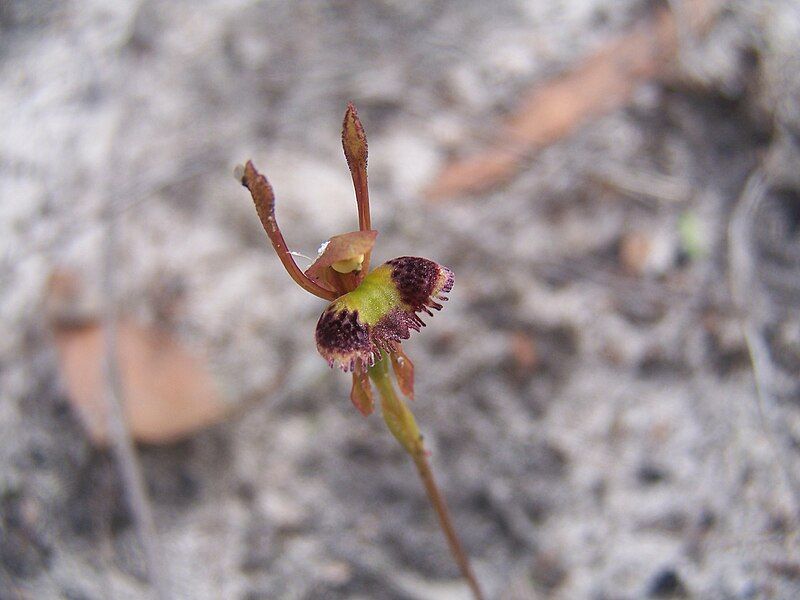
[331,254,365,273]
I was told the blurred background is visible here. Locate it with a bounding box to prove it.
[2,0,800,598]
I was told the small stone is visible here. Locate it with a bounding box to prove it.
[318,560,352,585]
[647,568,688,598]
[259,491,308,534]
[637,463,668,485]
[619,230,676,277]
[529,551,567,590]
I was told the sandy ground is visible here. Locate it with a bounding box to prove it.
[2,1,800,598]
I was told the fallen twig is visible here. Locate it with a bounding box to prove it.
[99,88,171,598]
[729,168,800,521]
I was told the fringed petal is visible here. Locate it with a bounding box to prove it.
[315,257,453,371]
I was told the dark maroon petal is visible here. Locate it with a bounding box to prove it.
[315,307,373,372]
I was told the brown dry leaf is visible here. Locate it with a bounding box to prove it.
[425,0,721,200]
[619,231,653,276]
[508,331,539,373]
[52,319,227,445]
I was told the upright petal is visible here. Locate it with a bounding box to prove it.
[305,230,378,293]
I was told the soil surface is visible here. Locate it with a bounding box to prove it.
[2,1,800,598]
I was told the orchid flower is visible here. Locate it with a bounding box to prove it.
[238,104,483,599]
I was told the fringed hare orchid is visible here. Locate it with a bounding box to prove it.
[238,104,483,600]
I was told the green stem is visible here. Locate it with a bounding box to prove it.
[369,355,484,600]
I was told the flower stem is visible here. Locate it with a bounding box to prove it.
[369,356,484,600]
[412,452,484,600]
